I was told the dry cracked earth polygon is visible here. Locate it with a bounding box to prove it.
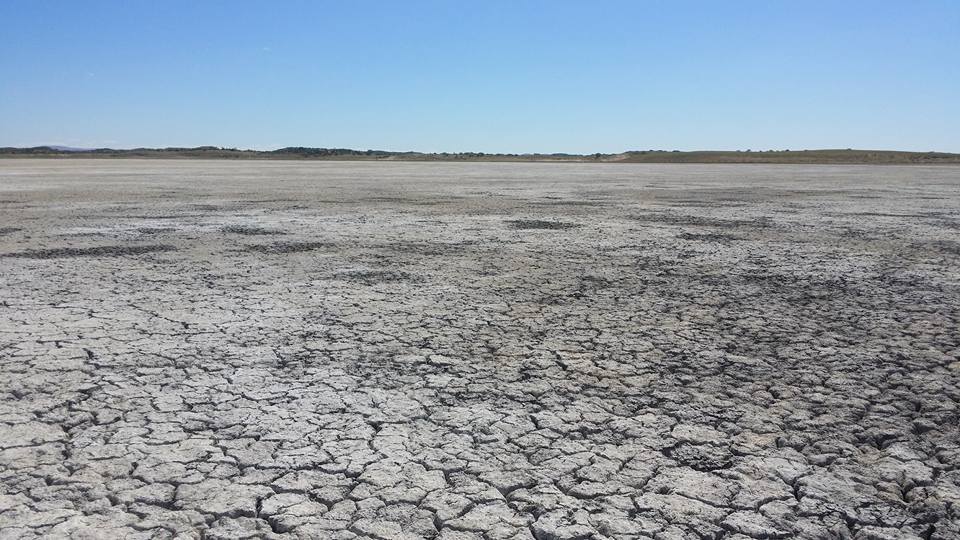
[1,160,959,540]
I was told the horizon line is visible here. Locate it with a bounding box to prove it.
[5,145,960,156]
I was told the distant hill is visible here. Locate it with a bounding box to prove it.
[45,145,94,152]
[1,146,958,164]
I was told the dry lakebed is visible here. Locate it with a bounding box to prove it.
[1,160,959,539]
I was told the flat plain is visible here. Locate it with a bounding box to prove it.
[1,160,959,540]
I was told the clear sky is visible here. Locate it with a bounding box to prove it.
[2,0,958,153]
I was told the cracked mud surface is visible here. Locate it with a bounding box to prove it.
[1,160,959,540]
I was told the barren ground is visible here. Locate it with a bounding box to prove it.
[1,160,959,540]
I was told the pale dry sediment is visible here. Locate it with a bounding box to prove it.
[1,160,958,539]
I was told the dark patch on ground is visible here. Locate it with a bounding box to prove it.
[381,241,478,256]
[850,212,940,218]
[62,232,107,237]
[667,443,734,471]
[126,214,202,219]
[678,232,742,243]
[137,227,176,235]
[936,218,960,230]
[221,225,286,236]
[407,199,466,206]
[237,199,295,204]
[508,220,580,230]
[0,227,21,236]
[2,244,175,259]
[668,199,749,208]
[839,228,878,240]
[633,213,772,228]
[364,197,405,202]
[922,240,960,256]
[337,270,420,284]
[103,205,142,213]
[535,200,607,207]
[244,241,330,254]
[574,275,616,294]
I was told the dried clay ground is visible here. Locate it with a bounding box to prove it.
[1,160,959,540]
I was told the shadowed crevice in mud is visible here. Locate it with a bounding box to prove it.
[221,225,286,236]
[2,244,176,259]
[507,219,580,230]
[243,241,330,254]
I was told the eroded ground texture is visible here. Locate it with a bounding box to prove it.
[1,160,959,540]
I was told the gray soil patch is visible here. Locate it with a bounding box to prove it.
[923,240,960,256]
[535,200,607,206]
[382,241,478,256]
[633,212,772,228]
[2,244,175,259]
[936,218,960,230]
[678,232,742,242]
[507,219,580,230]
[0,227,21,236]
[244,241,330,254]
[221,225,286,236]
[667,443,734,471]
[337,269,419,284]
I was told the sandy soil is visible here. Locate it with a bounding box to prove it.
[1,160,959,539]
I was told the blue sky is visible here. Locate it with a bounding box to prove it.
[1,1,958,153]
